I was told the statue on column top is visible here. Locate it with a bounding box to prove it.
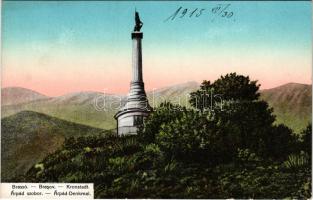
[134,11,143,32]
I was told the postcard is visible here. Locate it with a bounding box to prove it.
[1,0,312,199]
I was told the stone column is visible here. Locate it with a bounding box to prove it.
[128,32,146,101]
[132,32,143,82]
[114,31,151,136]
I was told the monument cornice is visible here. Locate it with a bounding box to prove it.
[131,32,143,39]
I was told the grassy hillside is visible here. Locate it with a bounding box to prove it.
[261,83,311,133]
[1,111,109,181]
[21,134,310,198]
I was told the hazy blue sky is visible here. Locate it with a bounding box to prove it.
[2,1,312,96]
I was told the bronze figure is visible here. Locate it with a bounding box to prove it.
[134,11,143,31]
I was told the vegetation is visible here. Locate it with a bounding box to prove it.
[10,73,312,198]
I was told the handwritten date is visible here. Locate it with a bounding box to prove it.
[164,4,234,22]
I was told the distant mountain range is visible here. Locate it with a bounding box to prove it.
[1,82,311,132]
[1,82,311,181]
[1,89,124,130]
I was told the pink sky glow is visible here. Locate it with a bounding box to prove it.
[2,48,312,97]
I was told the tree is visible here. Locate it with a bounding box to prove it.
[190,73,260,111]
[189,80,214,111]
[138,102,186,144]
[155,109,221,164]
[212,100,277,158]
[189,73,295,159]
[264,124,295,159]
[300,123,312,155]
[213,73,260,101]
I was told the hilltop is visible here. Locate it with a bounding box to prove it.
[2,87,48,106]
[261,83,311,133]
[1,111,108,181]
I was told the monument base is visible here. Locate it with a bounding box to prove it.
[115,110,150,135]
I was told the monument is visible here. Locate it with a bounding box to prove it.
[114,11,152,136]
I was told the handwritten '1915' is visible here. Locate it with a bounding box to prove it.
[164,4,234,22]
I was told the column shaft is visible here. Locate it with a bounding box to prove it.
[132,36,143,82]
